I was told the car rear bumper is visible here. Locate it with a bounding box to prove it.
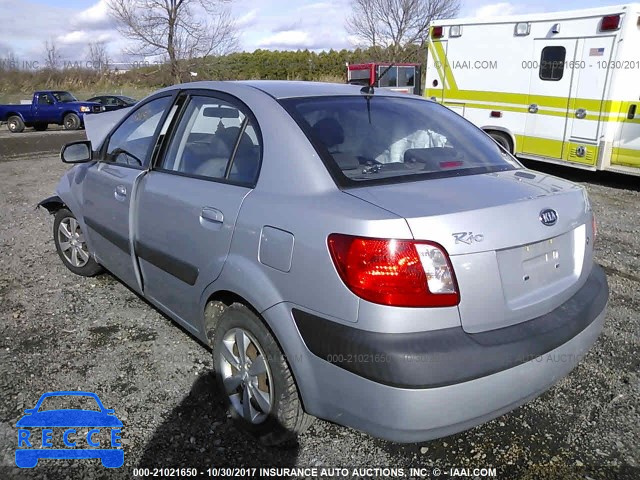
[276,264,607,442]
[293,264,608,388]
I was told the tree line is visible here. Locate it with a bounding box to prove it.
[0,45,427,96]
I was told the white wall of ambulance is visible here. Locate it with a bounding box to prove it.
[425,4,640,175]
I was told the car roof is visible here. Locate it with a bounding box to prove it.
[161,80,415,100]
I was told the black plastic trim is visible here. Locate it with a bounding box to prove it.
[84,217,130,255]
[293,264,608,389]
[135,241,199,286]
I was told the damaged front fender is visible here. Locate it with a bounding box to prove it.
[37,195,65,214]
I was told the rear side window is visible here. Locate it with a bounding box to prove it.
[540,46,566,81]
[105,96,172,167]
[160,96,261,184]
[281,96,520,187]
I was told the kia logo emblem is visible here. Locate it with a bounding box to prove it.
[539,208,558,226]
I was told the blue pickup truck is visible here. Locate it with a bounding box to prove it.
[0,91,104,133]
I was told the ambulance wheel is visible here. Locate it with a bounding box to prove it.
[488,131,513,154]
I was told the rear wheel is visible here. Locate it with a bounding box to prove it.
[488,131,513,154]
[63,113,81,131]
[7,115,25,133]
[53,208,103,276]
[212,304,314,445]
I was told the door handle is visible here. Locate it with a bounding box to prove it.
[114,184,127,200]
[528,104,538,114]
[628,104,637,120]
[200,207,224,224]
[575,108,587,119]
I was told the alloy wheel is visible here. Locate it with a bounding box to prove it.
[57,217,90,268]
[218,327,273,424]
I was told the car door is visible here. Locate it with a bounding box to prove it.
[105,97,119,111]
[134,91,262,330]
[34,93,56,123]
[82,94,175,292]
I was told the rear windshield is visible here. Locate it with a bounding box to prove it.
[281,95,520,188]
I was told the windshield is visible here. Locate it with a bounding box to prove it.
[120,96,137,105]
[52,91,78,103]
[38,395,101,412]
[281,96,520,187]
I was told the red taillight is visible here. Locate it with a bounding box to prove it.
[600,15,621,31]
[327,234,459,307]
[431,26,443,38]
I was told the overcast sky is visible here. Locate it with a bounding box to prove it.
[0,0,626,64]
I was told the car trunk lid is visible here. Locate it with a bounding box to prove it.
[346,169,594,332]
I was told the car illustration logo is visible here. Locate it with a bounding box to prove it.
[539,208,558,226]
[15,391,123,468]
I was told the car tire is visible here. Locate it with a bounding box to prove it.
[7,115,25,133]
[212,304,314,445]
[34,123,48,131]
[488,131,513,154]
[53,208,103,276]
[63,113,81,131]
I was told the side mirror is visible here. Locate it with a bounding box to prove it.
[61,141,92,164]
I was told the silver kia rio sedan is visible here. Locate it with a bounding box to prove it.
[39,81,608,444]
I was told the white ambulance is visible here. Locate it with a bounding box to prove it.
[424,4,640,175]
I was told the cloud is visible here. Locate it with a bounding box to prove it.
[473,2,517,18]
[242,0,352,51]
[73,0,113,28]
[236,8,259,28]
[258,30,315,49]
[57,31,113,46]
[273,21,302,33]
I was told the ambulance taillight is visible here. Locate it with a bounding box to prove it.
[600,15,621,31]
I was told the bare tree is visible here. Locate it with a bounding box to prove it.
[107,0,238,82]
[346,0,460,59]
[88,41,111,72]
[44,39,61,70]
[0,49,20,71]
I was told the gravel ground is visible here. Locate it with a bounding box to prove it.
[0,136,638,479]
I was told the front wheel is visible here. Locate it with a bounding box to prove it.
[53,208,103,276]
[213,304,314,445]
[63,113,81,130]
[7,115,25,133]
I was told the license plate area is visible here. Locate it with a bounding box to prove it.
[496,227,582,308]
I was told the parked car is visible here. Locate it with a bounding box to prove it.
[86,95,137,112]
[38,81,608,444]
[0,91,103,133]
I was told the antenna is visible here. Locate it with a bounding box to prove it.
[360,63,396,96]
